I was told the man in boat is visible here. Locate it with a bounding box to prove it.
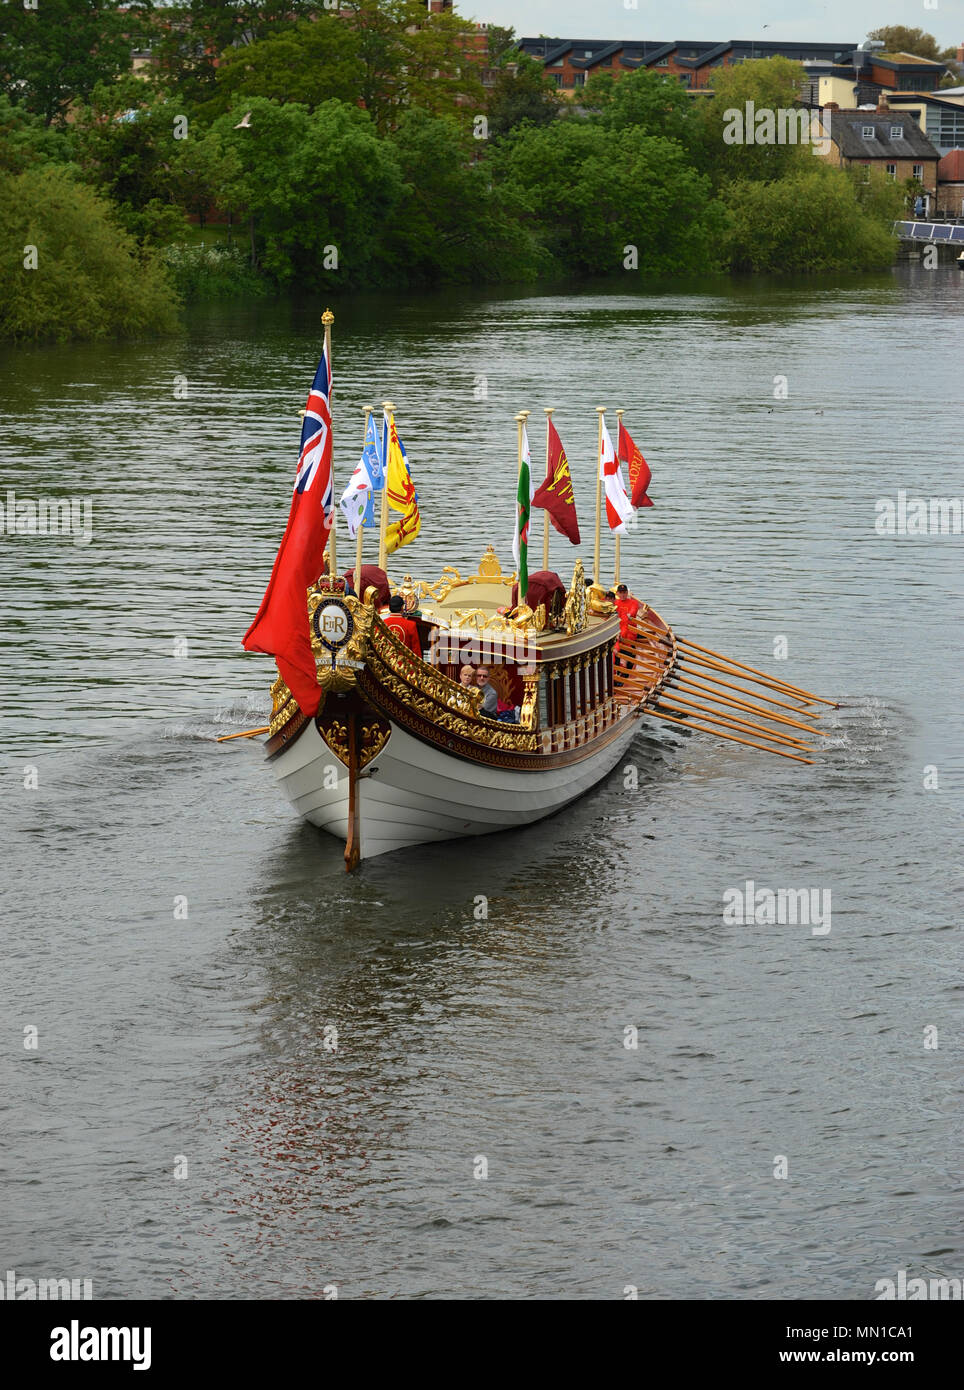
[614,583,641,640]
[459,663,476,687]
[384,594,422,657]
[475,666,499,717]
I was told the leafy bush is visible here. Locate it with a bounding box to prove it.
[162,241,267,299]
[0,166,179,342]
[723,165,899,273]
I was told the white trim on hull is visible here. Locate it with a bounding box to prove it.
[271,714,641,861]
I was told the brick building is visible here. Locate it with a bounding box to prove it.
[936,148,964,216]
[518,36,951,101]
[823,111,941,197]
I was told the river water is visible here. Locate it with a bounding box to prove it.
[1,268,961,1299]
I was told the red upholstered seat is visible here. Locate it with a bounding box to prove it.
[511,569,566,617]
[344,564,391,608]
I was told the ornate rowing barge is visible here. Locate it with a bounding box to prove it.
[236,315,837,869]
[262,547,836,869]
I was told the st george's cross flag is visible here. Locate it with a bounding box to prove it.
[242,348,333,717]
[532,417,580,545]
[618,418,654,509]
[600,417,634,535]
[511,420,534,600]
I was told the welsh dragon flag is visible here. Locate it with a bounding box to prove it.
[511,421,533,601]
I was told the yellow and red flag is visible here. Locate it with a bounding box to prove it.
[384,415,420,555]
[532,418,580,545]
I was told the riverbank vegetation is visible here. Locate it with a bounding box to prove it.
[0,2,913,340]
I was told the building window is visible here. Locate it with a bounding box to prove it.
[913,163,923,179]
[886,163,897,178]
[890,125,903,139]
[573,73,585,87]
[861,125,876,139]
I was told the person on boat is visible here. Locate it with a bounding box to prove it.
[475,665,499,717]
[459,663,476,687]
[384,594,422,657]
[495,692,518,723]
[614,583,641,640]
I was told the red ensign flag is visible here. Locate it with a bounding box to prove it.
[242,350,333,716]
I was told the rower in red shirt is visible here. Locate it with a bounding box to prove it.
[614,583,641,640]
[383,594,422,657]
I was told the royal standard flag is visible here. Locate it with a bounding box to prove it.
[384,415,420,555]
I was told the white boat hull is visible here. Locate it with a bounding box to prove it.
[271,712,641,861]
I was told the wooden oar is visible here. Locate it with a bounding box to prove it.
[652,696,813,750]
[674,649,822,707]
[674,636,838,705]
[670,664,819,717]
[216,725,269,742]
[632,615,832,709]
[644,708,815,764]
[667,677,823,735]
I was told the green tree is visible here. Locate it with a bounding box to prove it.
[722,164,897,272]
[866,27,953,62]
[593,67,697,150]
[384,108,540,284]
[165,128,241,229]
[491,121,720,276]
[213,96,403,284]
[0,165,178,340]
[72,80,192,242]
[700,57,812,185]
[486,53,559,139]
[486,25,517,66]
[0,0,147,126]
[0,95,74,173]
[341,0,485,133]
[152,0,318,104]
[207,16,364,117]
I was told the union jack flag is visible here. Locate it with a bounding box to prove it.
[295,347,333,517]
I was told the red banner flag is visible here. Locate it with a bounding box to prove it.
[532,418,580,545]
[242,350,333,716]
[618,419,654,509]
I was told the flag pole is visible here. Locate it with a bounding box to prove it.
[543,407,553,571]
[378,400,395,572]
[614,408,624,587]
[593,406,605,586]
[355,404,372,593]
[322,308,336,581]
[515,411,528,600]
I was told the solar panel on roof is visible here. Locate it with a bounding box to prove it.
[932,225,952,240]
[950,227,964,242]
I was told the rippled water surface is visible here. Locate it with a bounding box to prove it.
[1,270,961,1299]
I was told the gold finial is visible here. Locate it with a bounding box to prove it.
[514,412,528,422]
[596,406,606,415]
[321,308,334,325]
[544,406,555,416]
[382,399,396,413]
